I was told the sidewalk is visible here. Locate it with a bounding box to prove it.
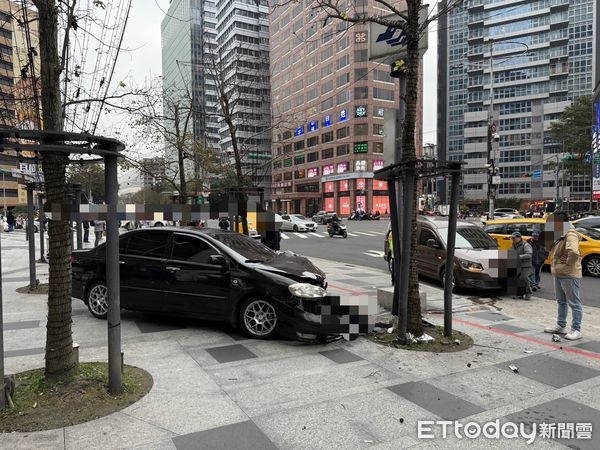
[1,231,600,449]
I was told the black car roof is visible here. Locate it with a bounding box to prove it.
[126,227,231,238]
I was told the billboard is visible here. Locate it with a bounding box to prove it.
[594,93,600,199]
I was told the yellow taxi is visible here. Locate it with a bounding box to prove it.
[482,218,600,277]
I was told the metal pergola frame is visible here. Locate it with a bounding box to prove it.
[374,158,464,342]
[0,129,125,409]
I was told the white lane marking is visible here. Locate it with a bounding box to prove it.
[354,231,377,236]
[371,231,386,235]
[309,232,324,237]
[346,232,360,237]
[280,233,290,239]
[364,250,385,258]
[293,232,308,239]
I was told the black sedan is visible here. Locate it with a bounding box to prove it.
[71,228,335,341]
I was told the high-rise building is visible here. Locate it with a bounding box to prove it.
[269,1,422,216]
[438,0,596,206]
[215,0,271,188]
[161,0,220,190]
[592,0,600,202]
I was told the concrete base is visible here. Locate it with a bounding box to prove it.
[377,287,427,313]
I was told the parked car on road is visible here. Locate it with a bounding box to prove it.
[384,217,505,291]
[311,211,337,224]
[482,218,600,277]
[71,228,336,341]
[480,211,522,223]
[121,220,173,230]
[280,214,318,232]
[574,215,600,231]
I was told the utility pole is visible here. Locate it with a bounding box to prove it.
[487,40,496,220]
[555,154,560,210]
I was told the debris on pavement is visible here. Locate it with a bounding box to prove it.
[552,334,560,342]
[523,349,533,353]
[415,333,434,343]
[466,363,471,368]
[453,339,461,345]
[387,327,394,334]
[509,364,519,374]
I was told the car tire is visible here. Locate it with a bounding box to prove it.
[239,297,278,339]
[387,254,393,274]
[86,280,108,319]
[343,230,347,238]
[33,225,38,233]
[441,268,458,293]
[154,222,164,227]
[583,255,600,278]
[125,222,132,231]
[293,225,298,232]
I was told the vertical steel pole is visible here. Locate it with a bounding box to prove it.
[488,40,496,220]
[0,229,5,409]
[388,176,401,316]
[26,184,37,288]
[38,193,45,262]
[398,164,415,344]
[105,155,122,394]
[73,184,83,250]
[444,169,461,337]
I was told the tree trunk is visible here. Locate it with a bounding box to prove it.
[402,0,424,337]
[36,0,75,379]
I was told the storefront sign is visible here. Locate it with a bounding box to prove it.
[320,171,374,183]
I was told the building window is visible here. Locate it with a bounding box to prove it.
[373,87,394,101]
[336,144,349,156]
[374,69,393,83]
[284,171,292,180]
[307,151,319,162]
[354,142,368,153]
[336,126,349,139]
[307,167,319,178]
[374,142,384,153]
[322,148,334,159]
[337,73,350,87]
[354,124,368,135]
[355,160,367,171]
[373,159,385,170]
[322,131,334,143]
[284,158,293,167]
[373,124,384,135]
[323,164,334,175]
[307,136,319,147]
[294,169,306,179]
[294,140,305,151]
[354,68,368,81]
[336,90,350,106]
[337,161,349,173]
[321,97,333,111]
[294,155,305,165]
[354,86,368,99]
[354,49,368,62]
[336,54,350,70]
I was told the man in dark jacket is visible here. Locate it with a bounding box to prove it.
[6,209,15,232]
[528,230,547,291]
[511,231,533,300]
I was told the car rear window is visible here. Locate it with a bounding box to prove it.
[125,231,170,258]
[483,224,505,234]
[505,223,543,237]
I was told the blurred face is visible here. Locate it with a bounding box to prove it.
[512,236,522,244]
[543,213,572,248]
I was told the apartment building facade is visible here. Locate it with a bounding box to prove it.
[438,0,597,206]
[269,1,422,217]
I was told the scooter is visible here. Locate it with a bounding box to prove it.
[327,221,347,238]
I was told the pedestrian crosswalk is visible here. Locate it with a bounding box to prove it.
[278,230,386,240]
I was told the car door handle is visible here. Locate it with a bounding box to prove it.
[166,266,180,272]
[119,261,125,265]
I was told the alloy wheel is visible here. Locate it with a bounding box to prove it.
[88,284,108,317]
[585,256,600,277]
[243,300,277,336]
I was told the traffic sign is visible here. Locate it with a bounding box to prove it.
[368,6,429,60]
[532,169,542,179]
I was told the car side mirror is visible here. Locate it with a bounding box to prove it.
[209,254,229,269]
[427,239,438,248]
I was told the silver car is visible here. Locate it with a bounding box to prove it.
[280,214,318,232]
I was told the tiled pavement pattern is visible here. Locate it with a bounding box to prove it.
[1,231,600,448]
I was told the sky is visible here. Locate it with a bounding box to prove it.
[107,0,438,146]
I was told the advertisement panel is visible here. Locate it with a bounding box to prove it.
[594,94,600,199]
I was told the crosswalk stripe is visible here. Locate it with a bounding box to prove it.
[346,232,360,237]
[293,232,308,239]
[280,233,290,239]
[354,231,376,236]
[370,231,386,235]
[310,232,325,237]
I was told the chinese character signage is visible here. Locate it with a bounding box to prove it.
[323,164,334,175]
[340,109,347,121]
[324,115,332,127]
[295,125,304,136]
[356,178,366,190]
[339,180,349,191]
[307,167,319,178]
[354,142,368,153]
[309,120,318,132]
[355,106,367,117]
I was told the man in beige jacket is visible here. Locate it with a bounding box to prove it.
[544,212,583,340]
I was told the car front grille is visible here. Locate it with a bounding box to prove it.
[301,295,330,315]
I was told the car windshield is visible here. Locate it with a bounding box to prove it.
[575,226,600,240]
[212,232,276,261]
[292,215,308,221]
[437,227,498,249]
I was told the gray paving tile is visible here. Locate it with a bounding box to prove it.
[496,354,600,388]
[573,340,600,354]
[347,273,380,278]
[467,311,513,322]
[4,320,40,330]
[333,278,372,287]
[506,398,600,450]
[319,348,364,364]
[206,344,257,364]
[5,347,45,358]
[387,381,485,420]
[136,320,186,334]
[488,322,529,333]
[172,420,277,450]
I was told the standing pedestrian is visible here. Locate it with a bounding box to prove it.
[83,220,90,243]
[544,212,583,340]
[94,219,105,247]
[6,209,15,232]
[510,231,533,300]
[528,230,547,291]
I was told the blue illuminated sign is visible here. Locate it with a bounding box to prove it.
[309,120,318,132]
[340,109,347,121]
[295,125,304,136]
[324,115,332,127]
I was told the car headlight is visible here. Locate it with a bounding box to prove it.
[288,283,326,299]
[458,259,484,272]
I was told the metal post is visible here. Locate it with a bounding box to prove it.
[26,183,37,289]
[444,169,461,337]
[398,165,415,344]
[555,154,560,210]
[38,193,45,262]
[72,184,83,250]
[389,177,401,315]
[487,40,496,220]
[0,228,5,409]
[104,155,122,394]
